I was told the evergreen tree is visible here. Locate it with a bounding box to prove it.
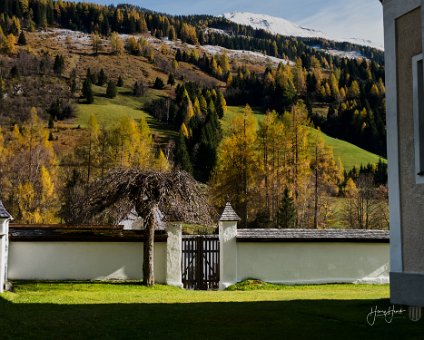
[175,132,192,173]
[153,77,165,89]
[9,65,19,77]
[82,78,94,104]
[17,30,27,45]
[216,91,227,119]
[48,98,61,120]
[194,111,221,182]
[117,75,124,87]
[167,73,175,86]
[97,69,108,86]
[374,159,388,185]
[278,188,296,228]
[60,169,85,224]
[133,81,145,97]
[106,81,117,98]
[53,54,64,75]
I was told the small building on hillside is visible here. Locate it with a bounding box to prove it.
[381,0,424,310]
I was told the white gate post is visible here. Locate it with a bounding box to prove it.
[219,202,240,290]
[166,223,183,287]
[0,201,12,293]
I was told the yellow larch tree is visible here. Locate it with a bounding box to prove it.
[39,165,58,223]
[310,130,343,228]
[110,32,124,55]
[212,104,258,227]
[156,149,170,172]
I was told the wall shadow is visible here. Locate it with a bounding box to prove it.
[0,297,421,339]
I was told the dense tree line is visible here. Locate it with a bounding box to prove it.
[0,0,383,65]
[225,56,386,156]
[145,81,225,182]
[210,103,388,229]
[0,108,169,224]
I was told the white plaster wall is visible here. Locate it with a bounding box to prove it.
[236,242,389,284]
[219,221,238,289]
[8,242,167,283]
[0,218,10,293]
[0,235,5,293]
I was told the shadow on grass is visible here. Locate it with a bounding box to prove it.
[0,297,422,339]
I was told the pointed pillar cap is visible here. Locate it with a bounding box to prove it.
[0,200,12,219]
[219,202,241,222]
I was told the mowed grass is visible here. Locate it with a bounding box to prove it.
[75,85,177,138]
[223,106,385,170]
[0,282,421,339]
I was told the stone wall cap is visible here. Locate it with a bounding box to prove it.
[237,228,389,242]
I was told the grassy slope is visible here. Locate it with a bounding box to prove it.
[1,282,421,339]
[75,85,178,139]
[308,128,385,170]
[73,92,383,171]
[223,106,385,170]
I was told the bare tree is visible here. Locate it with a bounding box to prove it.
[342,174,389,229]
[78,169,217,285]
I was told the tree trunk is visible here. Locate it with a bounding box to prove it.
[242,112,248,227]
[314,141,319,229]
[143,207,156,286]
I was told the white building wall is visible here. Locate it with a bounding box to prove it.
[236,242,389,284]
[8,242,167,283]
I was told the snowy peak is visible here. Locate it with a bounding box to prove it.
[223,12,327,39]
[223,12,383,50]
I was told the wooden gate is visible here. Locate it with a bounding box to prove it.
[182,235,220,290]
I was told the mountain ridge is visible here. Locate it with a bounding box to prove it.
[223,11,383,50]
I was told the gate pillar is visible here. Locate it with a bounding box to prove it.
[219,202,240,290]
[0,201,12,293]
[166,223,183,288]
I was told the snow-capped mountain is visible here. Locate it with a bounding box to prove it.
[223,12,383,50]
[223,12,327,39]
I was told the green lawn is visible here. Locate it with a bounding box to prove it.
[223,106,385,170]
[0,282,421,339]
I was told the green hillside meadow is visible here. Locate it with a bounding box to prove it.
[75,92,384,171]
[223,106,385,170]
